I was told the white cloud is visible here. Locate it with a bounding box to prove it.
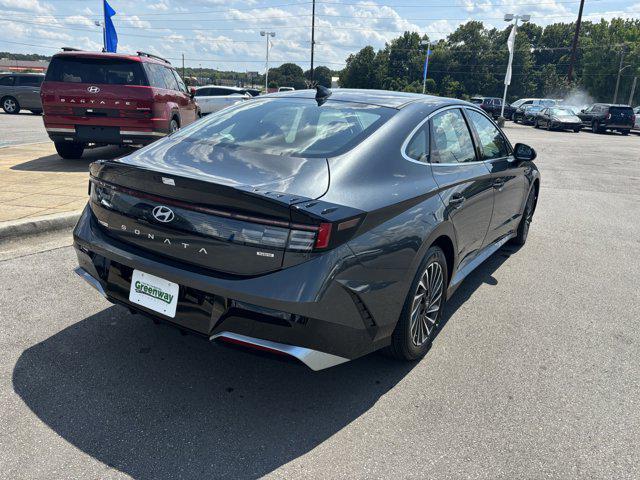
[148,1,169,11]
[0,0,53,14]
[65,15,96,27]
[121,15,151,29]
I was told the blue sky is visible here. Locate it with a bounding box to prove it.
[1,0,638,71]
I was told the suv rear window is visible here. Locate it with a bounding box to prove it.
[175,98,395,158]
[609,106,633,114]
[45,57,148,85]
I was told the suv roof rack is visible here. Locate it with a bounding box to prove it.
[136,51,171,65]
[61,47,83,52]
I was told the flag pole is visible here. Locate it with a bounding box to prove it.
[102,0,106,52]
[501,19,518,119]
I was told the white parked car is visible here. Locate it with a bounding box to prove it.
[194,85,251,115]
[634,107,640,130]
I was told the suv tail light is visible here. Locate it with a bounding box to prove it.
[605,112,611,120]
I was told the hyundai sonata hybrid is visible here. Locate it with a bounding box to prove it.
[73,87,540,370]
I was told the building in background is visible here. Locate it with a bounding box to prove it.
[0,59,49,73]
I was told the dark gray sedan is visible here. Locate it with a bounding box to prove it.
[0,72,44,114]
[73,88,540,370]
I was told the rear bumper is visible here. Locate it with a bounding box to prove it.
[46,126,166,145]
[72,205,396,369]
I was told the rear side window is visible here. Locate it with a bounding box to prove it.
[160,67,179,91]
[172,70,187,93]
[143,63,167,89]
[175,98,395,158]
[430,109,476,164]
[0,76,14,86]
[405,124,429,162]
[466,110,510,160]
[45,57,147,85]
[17,76,43,86]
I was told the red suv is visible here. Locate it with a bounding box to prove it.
[41,50,199,159]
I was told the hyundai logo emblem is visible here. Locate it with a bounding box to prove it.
[87,86,100,93]
[152,206,175,223]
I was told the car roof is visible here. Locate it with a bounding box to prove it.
[51,51,171,66]
[266,88,468,109]
[197,85,245,90]
[0,72,44,76]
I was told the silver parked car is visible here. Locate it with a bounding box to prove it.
[0,72,45,114]
[193,85,251,115]
[634,107,640,131]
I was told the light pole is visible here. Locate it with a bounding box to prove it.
[500,13,530,120]
[613,48,630,104]
[419,39,431,94]
[94,20,105,52]
[261,31,276,92]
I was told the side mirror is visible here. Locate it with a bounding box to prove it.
[189,87,196,98]
[514,143,536,162]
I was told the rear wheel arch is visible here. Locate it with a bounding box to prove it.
[430,235,455,287]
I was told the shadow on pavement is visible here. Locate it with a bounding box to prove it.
[10,146,128,173]
[13,305,417,479]
[12,243,515,479]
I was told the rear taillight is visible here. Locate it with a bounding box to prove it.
[632,114,636,123]
[605,113,611,120]
[315,223,332,249]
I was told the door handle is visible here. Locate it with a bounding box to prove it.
[493,179,506,190]
[449,194,465,208]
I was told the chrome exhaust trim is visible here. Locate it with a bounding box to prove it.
[210,331,349,371]
[74,267,107,298]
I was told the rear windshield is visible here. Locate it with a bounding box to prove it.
[45,57,148,86]
[609,106,633,114]
[469,98,483,104]
[174,98,395,158]
[550,108,575,116]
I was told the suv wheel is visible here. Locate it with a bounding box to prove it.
[534,119,539,129]
[54,141,85,159]
[169,117,180,133]
[512,187,536,246]
[591,121,601,134]
[620,129,630,136]
[386,246,447,361]
[2,96,20,114]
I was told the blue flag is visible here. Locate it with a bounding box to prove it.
[422,45,431,83]
[104,0,118,53]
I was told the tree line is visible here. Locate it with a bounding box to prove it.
[338,18,640,105]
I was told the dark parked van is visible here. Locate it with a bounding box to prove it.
[0,72,45,114]
[41,50,198,159]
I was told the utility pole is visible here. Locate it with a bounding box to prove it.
[613,47,627,104]
[260,31,276,92]
[419,40,431,94]
[629,76,638,106]
[567,0,585,83]
[310,0,316,82]
[182,53,185,79]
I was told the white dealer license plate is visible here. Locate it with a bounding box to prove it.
[129,270,179,318]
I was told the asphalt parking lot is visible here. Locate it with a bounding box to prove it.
[0,111,50,148]
[0,122,639,479]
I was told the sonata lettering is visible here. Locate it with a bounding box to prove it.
[115,224,209,255]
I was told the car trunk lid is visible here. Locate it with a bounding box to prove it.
[88,142,332,276]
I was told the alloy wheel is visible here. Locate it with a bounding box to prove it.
[3,98,16,113]
[410,261,444,347]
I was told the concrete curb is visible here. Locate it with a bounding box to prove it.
[0,211,81,240]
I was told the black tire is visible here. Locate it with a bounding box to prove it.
[546,122,552,131]
[591,121,601,134]
[386,246,448,361]
[513,115,519,124]
[534,119,539,129]
[54,141,85,159]
[511,187,536,247]
[169,117,180,133]
[574,127,581,133]
[30,109,42,115]
[620,129,630,136]
[2,96,20,114]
